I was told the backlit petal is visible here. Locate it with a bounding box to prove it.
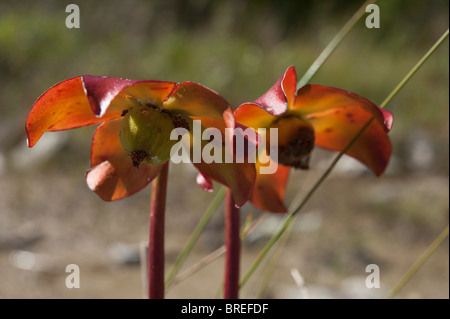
[164,82,235,129]
[251,162,290,213]
[292,85,392,132]
[293,85,392,175]
[234,103,277,130]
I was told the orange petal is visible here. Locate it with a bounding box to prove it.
[164,82,235,128]
[292,85,393,132]
[293,85,392,176]
[87,119,163,201]
[251,162,290,213]
[26,77,99,147]
[234,103,277,130]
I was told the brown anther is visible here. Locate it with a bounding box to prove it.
[269,116,315,170]
[130,150,149,168]
[278,125,315,169]
[171,113,190,131]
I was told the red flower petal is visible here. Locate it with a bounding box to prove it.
[234,66,297,129]
[83,76,137,117]
[280,66,297,108]
[251,162,290,213]
[293,85,392,176]
[250,66,298,116]
[87,119,163,201]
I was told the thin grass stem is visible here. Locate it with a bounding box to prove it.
[297,0,377,89]
[165,186,226,289]
[385,225,449,299]
[168,214,266,290]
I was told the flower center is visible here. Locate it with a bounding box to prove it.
[119,105,178,167]
[268,115,315,169]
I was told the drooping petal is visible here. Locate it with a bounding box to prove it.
[189,123,256,206]
[251,161,290,213]
[293,85,392,176]
[193,160,255,207]
[26,76,176,147]
[87,118,163,201]
[196,172,214,192]
[164,82,235,129]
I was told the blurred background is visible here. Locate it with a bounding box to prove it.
[0,0,448,298]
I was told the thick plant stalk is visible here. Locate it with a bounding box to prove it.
[148,162,169,299]
[224,188,240,299]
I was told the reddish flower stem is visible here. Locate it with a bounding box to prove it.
[224,188,240,299]
[148,162,169,299]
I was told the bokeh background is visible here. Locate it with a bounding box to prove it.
[0,0,448,298]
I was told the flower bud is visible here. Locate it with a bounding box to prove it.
[119,105,176,167]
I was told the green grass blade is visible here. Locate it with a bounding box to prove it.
[256,221,294,298]
[297,0,377,89]
[240,28,449,290]
[167,213,266,290]
[165,186,226,289]
[380,29,449,108]
[385,225,449,299]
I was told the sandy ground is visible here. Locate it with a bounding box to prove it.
[0,145,448,299]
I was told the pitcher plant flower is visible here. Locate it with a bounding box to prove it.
[26,76,255,206]
[235,66,394,213]
[26,75,259,299]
